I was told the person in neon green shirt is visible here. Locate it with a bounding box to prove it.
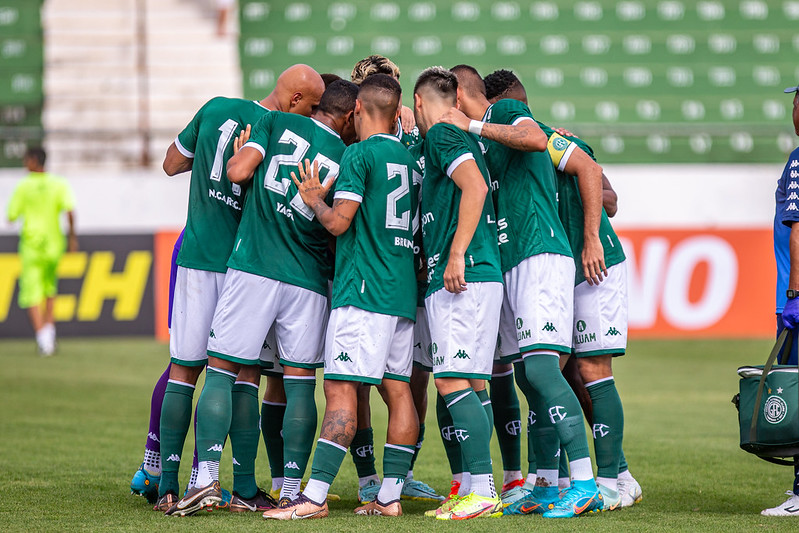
[6,147,77,355]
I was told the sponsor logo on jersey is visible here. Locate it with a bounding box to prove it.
[548,405,567,423]
[354,445,374,458]
[208,188,241,211]
[166,454,180,462]
[209,328,216,338]
[454,349,470,359]
[497,217,509,245]
[592,423,611,438]
[284,461,300,470]
[335,352,352,362]
[542,322,558,332]
[207,444,224,452]
[505,419,522,436]
[394,237,414,249]
[605,326,622,336]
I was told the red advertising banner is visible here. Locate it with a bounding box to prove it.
[618,228,775,338]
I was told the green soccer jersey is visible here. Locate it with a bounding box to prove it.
[331,134,421,320]
[482,98,572,273]
[393,117,422,148]
[174,97,270,273]
[420,123,502,297]
[226,112,346,295]
[537,123,626,286]
[7,171,75,255]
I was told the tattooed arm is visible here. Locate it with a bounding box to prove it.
[439,107,547,152]
[291,159,360,236]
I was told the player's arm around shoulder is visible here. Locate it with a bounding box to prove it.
[439,99,547,152]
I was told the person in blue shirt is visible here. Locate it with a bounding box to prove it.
[765,82,799,517]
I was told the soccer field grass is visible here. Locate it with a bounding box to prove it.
[1,336,797,532]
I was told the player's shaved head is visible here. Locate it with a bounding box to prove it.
[351,55,401,84]
[270,64,325,116]
[316,79,359,117]
[413,66,458,105]
[357,74,401,121]
[484,69,527,104]
[450,64,485,98]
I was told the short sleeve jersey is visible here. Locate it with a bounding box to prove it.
[174,97,270,273]
[539,125,626,286]
[420,123,502,296]
[331,134,421,320]
[482,99,572,272]
[7,172,75,253]
[228,112,346,296]
[774,146,799,312]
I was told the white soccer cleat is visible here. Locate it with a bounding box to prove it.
[761,492,799,517]
[617,477,642,508]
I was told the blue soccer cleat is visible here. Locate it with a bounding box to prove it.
[503,485,559,515]
[542,481,603,518]
[130,463,160,504]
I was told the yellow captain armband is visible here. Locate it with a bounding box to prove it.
[547,132,576,172]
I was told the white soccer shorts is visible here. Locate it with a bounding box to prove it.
[573,261,628,357]
[170,266,226,366]
[503,253,575,355]
[207,268,327,367]
[425,281,503,379]
[324,305,414,384]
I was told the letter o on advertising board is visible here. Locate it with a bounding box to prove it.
[661,236,738,329]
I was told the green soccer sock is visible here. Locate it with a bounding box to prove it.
[513,362,537,477]
[408,423,425,473]
[304,439,348,503]
[523,354,591,463]
[586,378,624,484]
[261,400,286,482]
[196,367,236,465]
[230,381,260,499]
[529,386,560,484]
[476,388,494,438]
[490,372,522,473]
[159,380,195,497]
[378,443,416,502]
[350,427,378,482]
[436,393,463,475]
[282,377,318,481]
[443,389,493,476]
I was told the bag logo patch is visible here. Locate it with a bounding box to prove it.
[764,395,788,424]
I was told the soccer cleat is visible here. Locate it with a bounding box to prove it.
[358,479,381,504]
[230,488,278,512]
[438,492,503,520]
[130,463,160,504]
[354,498,402,516]
[503,486,559,515]
[402,479,445,501]
[216,488,232,510]
[761,492,799,516]
[165,481,222,516]
[542,482,603,518]
[153,491,178,512]
[262,493,328,520]
[424,494,461,517]
[499,479,526,506]
[597,484,622,512]
[617,476,642,508]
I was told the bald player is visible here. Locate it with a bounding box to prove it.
[152,65,324,516]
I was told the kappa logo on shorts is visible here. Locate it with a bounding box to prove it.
[209,328,216,338]
[454,349,470,359]
[262,339,271,350]
[542,322,558,332]
[335,352,352,362]
[413,342,422,350]
[605,326,622,336]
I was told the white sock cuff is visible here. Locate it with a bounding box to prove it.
[167,379,196,389]
[491,368,514,378]
[522,350,559,358]
[262,400,287,406]
[318,438,348,453]
[234,380,259,389]
[445,390,472,408]
[584,376,615,388]
[207,366,237,378]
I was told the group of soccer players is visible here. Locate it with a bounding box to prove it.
[128,54,642,520]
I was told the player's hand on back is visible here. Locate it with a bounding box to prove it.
[291,159,334,207]
[400,106,416,134]
[582,235,607,286]
[233,124,251,154]
[554,127,576,138]
[438,107,471,132]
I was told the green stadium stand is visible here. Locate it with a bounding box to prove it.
[238,0,798,163]
[0,0,42,167]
